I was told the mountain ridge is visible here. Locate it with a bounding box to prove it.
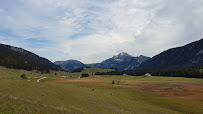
[94,52,150,70]
[139,38,203,70]
[0,43,62,72]
[54,52,150,71]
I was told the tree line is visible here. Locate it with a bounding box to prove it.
[95,64,203,78]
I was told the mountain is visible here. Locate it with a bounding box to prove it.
[139,39,203,70]
[136,55,151,64]
[92,52,150,70]
[54,60,88,71]
[0,43,62,72]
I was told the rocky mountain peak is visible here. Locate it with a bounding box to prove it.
[112,52,132,59]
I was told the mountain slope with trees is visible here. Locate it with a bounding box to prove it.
[0,43,62,72]
[139,39,203,70]
[96,39,203,78]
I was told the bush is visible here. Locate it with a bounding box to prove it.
[81,73,89,77]
[41,70,50,74]
[21,74,27,79]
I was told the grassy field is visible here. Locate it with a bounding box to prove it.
[0,66,203,113]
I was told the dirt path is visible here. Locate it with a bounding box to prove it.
[37,77,46,82]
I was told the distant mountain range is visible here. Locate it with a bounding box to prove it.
[0,44,62,72]
[2,38,202,73]
[56,38,203,71]
[56,52,150,71]
[54,60,88,71]
[139,39,203,70]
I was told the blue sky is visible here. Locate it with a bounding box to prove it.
[0,0,203,63]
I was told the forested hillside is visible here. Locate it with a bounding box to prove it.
[0,44,62,72]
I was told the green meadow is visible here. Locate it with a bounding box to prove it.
[0,67,203,113]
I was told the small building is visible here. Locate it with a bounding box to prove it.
[145,73,151,77]
[123,73,127,76]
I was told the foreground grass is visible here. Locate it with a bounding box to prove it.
[0,78,181,114]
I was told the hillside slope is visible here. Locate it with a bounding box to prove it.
[139,39,203,69]
[0,43,62,72]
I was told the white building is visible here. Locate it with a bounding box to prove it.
[123,73,127,76]
[144,73,151,77]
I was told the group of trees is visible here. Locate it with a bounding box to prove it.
[81,73,89,77]
[95,65,203,78]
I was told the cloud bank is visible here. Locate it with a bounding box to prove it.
[0,0,203,63]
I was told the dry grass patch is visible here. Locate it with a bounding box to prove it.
[119,81,203,102]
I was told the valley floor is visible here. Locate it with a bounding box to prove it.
[0,67,203,113]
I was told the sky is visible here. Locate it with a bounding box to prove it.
[0,0,203,64]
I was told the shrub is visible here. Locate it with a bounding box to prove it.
[81,73,89,77]
[21,74,27,79]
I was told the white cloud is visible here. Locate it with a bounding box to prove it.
[0,0,203,63]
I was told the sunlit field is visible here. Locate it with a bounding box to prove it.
[0,67,203,113]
